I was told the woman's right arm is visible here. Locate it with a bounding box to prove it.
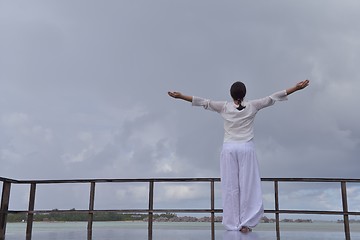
[168,91,193,102]
[168,91,225,113]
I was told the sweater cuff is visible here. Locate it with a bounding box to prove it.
[270,90,288,101]
[192,96,203,106]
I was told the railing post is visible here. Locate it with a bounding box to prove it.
[148,180,154,240]
[87,182,96,240]
[0,181,11,240]
[210,180,215,240]
[26,183,36,240]
[274,180,280,240]
[341,181,350,240]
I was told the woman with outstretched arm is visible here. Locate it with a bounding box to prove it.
[168,80,309,233]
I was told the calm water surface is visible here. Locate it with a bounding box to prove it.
[5,221,360,240]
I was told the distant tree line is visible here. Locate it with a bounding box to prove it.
[6,210,177,222]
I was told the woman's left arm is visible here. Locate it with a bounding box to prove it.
[286,80,310,95]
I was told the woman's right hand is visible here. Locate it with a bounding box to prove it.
[168,91,182,98]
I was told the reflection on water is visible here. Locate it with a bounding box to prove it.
[5,222,360,240]
[223,231,259,240]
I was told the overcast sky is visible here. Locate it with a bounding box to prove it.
[1,0,360,220]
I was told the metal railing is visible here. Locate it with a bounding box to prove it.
[1,177,360,240]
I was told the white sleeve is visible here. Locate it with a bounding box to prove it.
[269,90,288,101]
[192,96,226,113]
[251,90,288,110]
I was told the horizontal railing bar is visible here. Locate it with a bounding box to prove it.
[2,209,223,214]
[2,210,143,214]
[0,177,18,183]
[265,210,360,215]
[261,178,360,183]
[1,178,221,184]
[3,177,360,185]
[4,209,360,216]
[152,209,222,213]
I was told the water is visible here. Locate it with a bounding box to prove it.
[5,221,360,240]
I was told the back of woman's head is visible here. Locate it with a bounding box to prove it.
[230,81,246,101]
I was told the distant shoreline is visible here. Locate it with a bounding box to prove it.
[7,211,355,224]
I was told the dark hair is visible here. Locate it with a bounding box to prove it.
[230,81,246,111]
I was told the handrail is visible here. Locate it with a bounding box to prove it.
[1,177,359,240]
[3,176,360,183]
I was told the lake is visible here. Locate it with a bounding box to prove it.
[4,221,360,240]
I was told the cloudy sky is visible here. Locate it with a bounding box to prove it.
[1,0,360,220]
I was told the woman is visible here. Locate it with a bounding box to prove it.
[168,80,309,232]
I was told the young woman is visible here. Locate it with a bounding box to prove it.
[168,80,309,232]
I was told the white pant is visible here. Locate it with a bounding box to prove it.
[220,141,264,231]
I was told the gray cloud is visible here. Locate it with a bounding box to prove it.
[1,0,360,218]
